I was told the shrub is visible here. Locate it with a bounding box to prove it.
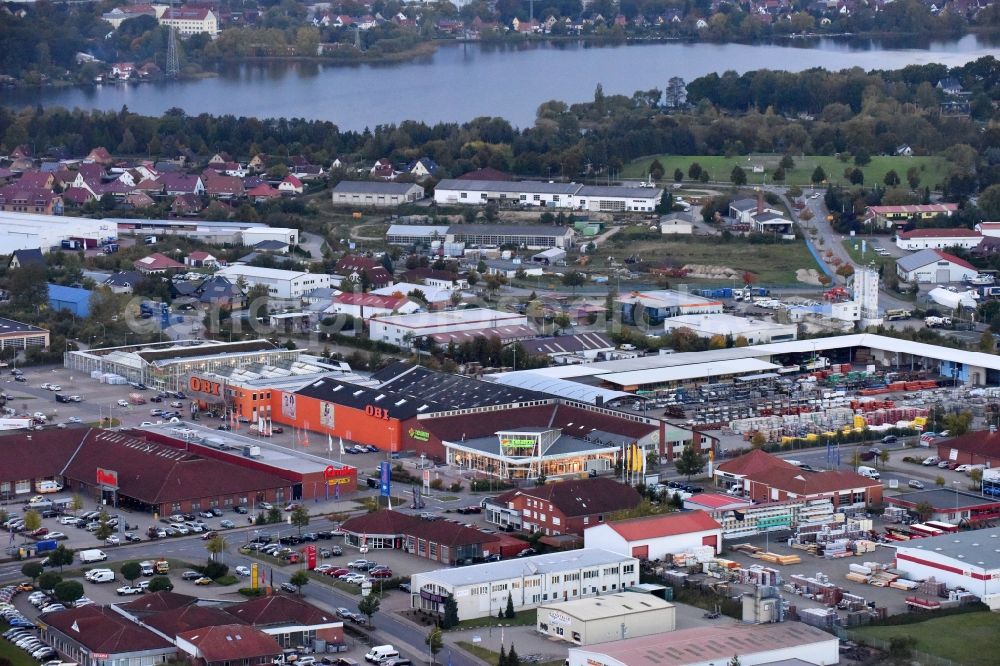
[430,478,444,490]
[239,587,265,597]
[448,482,463,493]
[215,575,238,586]
[199,561,230,579]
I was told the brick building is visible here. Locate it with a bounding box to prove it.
[484,478,642,536]
[715,449,883,508]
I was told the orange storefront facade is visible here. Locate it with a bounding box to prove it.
[268,389,404,451]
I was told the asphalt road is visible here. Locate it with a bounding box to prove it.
[0,519,473,666]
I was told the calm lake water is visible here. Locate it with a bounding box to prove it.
[4,34,997,130]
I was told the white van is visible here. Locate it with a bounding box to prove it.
[35,480,63,494]
[79,549,108,564]
[85,568,113,581]
[856,466,880,480]
[364,646,398,663]
[89,571,115,584]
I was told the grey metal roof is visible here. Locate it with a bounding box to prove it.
[576,185,661,199]
[413,548,634,589]
[896,248,946,272]
[448,224,573,237]
[386,224,450,237]
[485,371,633,405]
[895,527,1000,571]
[332,181,423,195]
[436,179,581,195]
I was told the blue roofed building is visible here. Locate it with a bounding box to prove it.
[48,283,92,317]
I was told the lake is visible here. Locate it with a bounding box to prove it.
[3,34,997,130]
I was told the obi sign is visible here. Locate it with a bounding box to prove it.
[189,377,222,396]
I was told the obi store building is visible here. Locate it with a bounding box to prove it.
[444,428,621,481]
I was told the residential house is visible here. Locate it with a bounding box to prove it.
[202,171,245,200]
[103,271,144,295]
[278,174,303,195]
[125,192,156,209]
[72,163,108,196]
[111,62,136,80]
[370,158,396,180]
[171,194,204,216]
[192,275,246,309]
[159,173,205,196]
[62,187,94,207]
[407,157,440,179]
[86,147,114,165]
[936,77,966,96]
[0,187,64,215]
[248,183,281,202]
[16,171,55,190]
[134,253,185,275]
[896,144,914,156]
[333,255,393,289]
[486,478,643,536]
[185,251,219,268]
[8,249,45,270]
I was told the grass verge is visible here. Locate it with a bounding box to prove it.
[0,622,41,666]
[454,609,536,630]
[624,154,950,189]
[456,641,562,666]
[852,611,1000,663]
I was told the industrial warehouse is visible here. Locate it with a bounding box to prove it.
[0,427,355,511]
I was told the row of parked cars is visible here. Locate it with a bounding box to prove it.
[4,625,58,663]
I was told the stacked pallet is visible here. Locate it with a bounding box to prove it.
[869,571,899,587]
[889,579,919,591]
[759,552,802,565]
[846,572,869,584]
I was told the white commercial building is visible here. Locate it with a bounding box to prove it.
[536,592,675,645]
[895,228,983,251]
[369,308,528,347]
[239,227,299,247]
[663,313,797,344]
[433,179,662,212]
[0,212,116,254]
[896,249,977,284]
[894,528,1000,605]
[447,224,575,250]
[660,213,694,235]
[216,265,331,300]
[584,511,723,560]
[332,182,426,208]
[410,549,639,620]
[567,622,839,666]
[385,225,450,246]
[158,7,219,35]
[369,282,454,307]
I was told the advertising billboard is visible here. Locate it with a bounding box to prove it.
[379,461,391,498]
[281,392,297,420]
[320,401,335,428]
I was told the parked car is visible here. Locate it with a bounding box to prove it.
[181,571,202,581]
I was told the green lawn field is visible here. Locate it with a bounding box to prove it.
[624,154,951,189]
[598,233,823,285]
[852,612,1000,664]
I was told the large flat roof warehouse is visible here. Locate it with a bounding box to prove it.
[0,211,117,254]
[483,371,635,405]
[216,265,323,281]
[894,528,1000,571]
[500,333,1000,386]
[569,622,837,666]
[135,423,337,476]
[414,548,633,588]
[374,362,551,409]
[332,181,423,195]
[596,358,780,388]
[435,179,582,195]
[370,308,526,331]
[618,289,723,309]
